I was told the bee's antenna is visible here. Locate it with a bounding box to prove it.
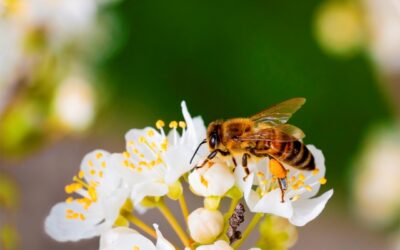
[190,139,207,164]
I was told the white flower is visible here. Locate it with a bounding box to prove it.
[239,145,333,226]
[45,150,130,241]
[196,240,233,250]
[99,224,174,250]
[188,160,235,197]
[113,101,207,206]
[188,207,224,244]
[54,75,95,131]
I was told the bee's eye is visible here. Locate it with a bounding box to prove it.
[210,134,218,148]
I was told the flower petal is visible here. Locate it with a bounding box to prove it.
[99,227,157,250]
[154,224,175,250]
[131,181,168,205]
[289,189,334,226]
[45,201,108,241]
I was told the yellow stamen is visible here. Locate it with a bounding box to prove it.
[96,152,103,159]
[78,170,85,179]
[101,161,107,168]
[200,176,208,187]
[298,173,305,181]
[169,121,178,128]
[90,169,96,176]
[305,185,313,192]
[147,129,155,137]
[66,197,74,204]
[99,171,103,178]
[319,177,327,185]
[123,151,131,158]
[88,160,93,167]
[178,121,186,128]
[156,120,165,129]
[312,168,320,176]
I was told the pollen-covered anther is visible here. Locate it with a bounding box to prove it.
[156,120,165,129]
[95,152,103,159]
[178,121,186,129]
[312,168,320,176]
[305,185,313,192]
[319,177,327,185]
[123,151,131,158]
[147,129,155,137]
[88,160,93,167]
[200,176,209,187]
[169,121,178,129]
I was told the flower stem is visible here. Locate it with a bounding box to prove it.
[178,192,190,223]
[158,201,191,248]
[124,213,157,239]
[231,213,264,249]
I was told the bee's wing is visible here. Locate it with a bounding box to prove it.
[275,124,305,139]
[250,97,306,125]
[238,128,299,142]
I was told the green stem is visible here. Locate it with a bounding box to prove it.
[124,213,157,239]
[232,213,264,249]
[158,201,191,248]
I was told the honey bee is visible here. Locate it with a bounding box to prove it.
[190,98,315,202]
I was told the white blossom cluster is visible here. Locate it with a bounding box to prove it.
[45,102,333,249]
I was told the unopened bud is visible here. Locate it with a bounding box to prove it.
[188,208,224,244]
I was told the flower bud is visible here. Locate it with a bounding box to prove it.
[188,208,224,244]
[196,240,233,250]
[188,162,235,197]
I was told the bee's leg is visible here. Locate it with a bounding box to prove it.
[194,149,230,170]
[277,178,287,203]
[269,158,288,203]
[231,156,237,171]
[242,153,251,181]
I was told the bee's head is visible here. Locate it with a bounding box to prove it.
[207,121,223,150]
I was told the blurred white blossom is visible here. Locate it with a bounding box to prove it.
[188,207,224,244]
[353,125,400,228]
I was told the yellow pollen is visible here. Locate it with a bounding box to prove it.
[88,160,93,167]
[156,120,165,129]
[123,160,130,167]
[305,185,313,192]
[137,167,143,173]
[257,171,265,177]
[179,121,186,128]
[312,168,320,176]
[96,152,103,159]
[139,136,146,143]
[79,213,86,221]
[200,176,208,187]
[133,247,140,250]
[169,121,178,129]
[298,173,305,181]
[99,171,104,178]
[88,188,97,202]
[139,153,145,158]
[90,169,96,176]
[129,163,136,169]
[127,140,135,146]
[161,140,168,151]
[123,151,131,158]
[319,177,327,185]
[78,170,85,179]
[66,197,74,204]
[147,129,155,137]
[65,183,82,194]
[101,161,107,168]
[66,209,74,214]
